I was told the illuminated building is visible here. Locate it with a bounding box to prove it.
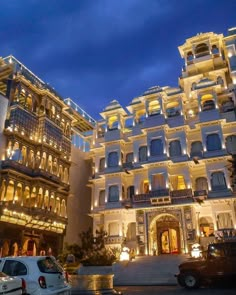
[0,56,95,256]
[89,28,236,255]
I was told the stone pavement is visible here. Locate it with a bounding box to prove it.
[112,254,189,286]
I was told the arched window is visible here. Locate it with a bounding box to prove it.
[108,116,118,130]
[190,141,203,158]
[195,177,208,191]
[148,101,161,116]
[166,101,180,118]
[47,155,53,173]
[108,185,119,202]
[201,94,215,111]
[40,152,47,170]
[37,188,43,208]
[169,140,182,157]
[212,45,219,55]
[187,51,194,61]
[99,190,105,206]
[6,181,14,202]
[31,187,37,207]
[99,157,105,172]
[108,151,119,167]
[206,134,221,151]
[195,43,209,57]
[139,146,147,162]
[226,135,236,154]
[150,138,163,156]
[211,171,227,191]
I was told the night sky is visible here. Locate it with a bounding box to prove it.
[0,0,235,120]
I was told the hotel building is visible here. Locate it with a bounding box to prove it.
[89,28,236,255]
[0,56,94,256]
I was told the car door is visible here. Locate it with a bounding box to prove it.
[205,244,230,279]
[228,242,236,277]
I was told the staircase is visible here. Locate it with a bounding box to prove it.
[112,254,188,286]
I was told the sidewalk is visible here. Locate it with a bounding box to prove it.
[112,254,188,286]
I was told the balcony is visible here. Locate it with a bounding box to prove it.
[203,148,227,158]
[141,114,165,129]
[0,160,63,185]
[170,189,193,199]
[166,114,185,127]
[199,108,220,122]
[1,160,33,176]
[208,187,233,198]
[105,236,123,245]
[0,202,67,225]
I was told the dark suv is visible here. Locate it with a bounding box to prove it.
[175,241,236,289]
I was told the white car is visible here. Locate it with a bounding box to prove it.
[0,271,23,294]
[0,256,71,295]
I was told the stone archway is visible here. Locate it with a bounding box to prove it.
[150,214,181,255]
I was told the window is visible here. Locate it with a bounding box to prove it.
[171,175,186,190]
[212,45,219,55]
[126,222,136,241]
[169,140,182,157]
[166,101,180,118]
[99,190,105,206]
[190,141,203,158]
[139,146,147,162]
[187,51,193,61]
[108,151,119,167]
[126,152,134,163]
[152,174,165,190]
[206,134,221,151]
[211,171,227,191]
[37,257,63,273]
[217,213,233,229]
[150,139,163,156]
[195,177,208,191]
[108,222,119,236]
[195,43,209,57]
[99,158,105,172]
[148,101,161,116]
[127,186,134,199]
[2,260,27,276]
[226,135,236,154]
[143,180,149,193]
[217,76,224,86]
[108,116,118,130]
[108,185,119,202]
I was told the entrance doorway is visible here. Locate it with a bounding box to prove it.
[160,228,178,254]
[156,215,180,254]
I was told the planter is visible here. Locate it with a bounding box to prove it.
[70,265,121,295]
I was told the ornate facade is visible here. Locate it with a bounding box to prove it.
[89,28,236,255]
[0,56,95,257]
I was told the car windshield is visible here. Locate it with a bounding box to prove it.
[37,257,63,274]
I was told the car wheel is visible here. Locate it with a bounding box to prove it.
[182,272,200,289]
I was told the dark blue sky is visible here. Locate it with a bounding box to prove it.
[0,0,236,120]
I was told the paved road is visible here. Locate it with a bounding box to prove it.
[115,285,236,295]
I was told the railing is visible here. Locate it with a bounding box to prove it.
[170,189,193,199]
